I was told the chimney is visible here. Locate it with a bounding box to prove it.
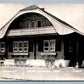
[41,8,44,11]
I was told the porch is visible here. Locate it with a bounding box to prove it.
[0,33,84,67]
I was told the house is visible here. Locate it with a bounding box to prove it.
[0,5,84,67]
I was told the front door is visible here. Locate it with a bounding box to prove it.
[32,37,43,59]
[64,39,77,67]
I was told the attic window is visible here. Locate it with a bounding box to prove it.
[26,21,31,28]
[37,20,42,27]
[31,21,37,28]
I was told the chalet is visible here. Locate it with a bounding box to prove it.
[0,5,84,67]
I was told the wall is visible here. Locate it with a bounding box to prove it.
[56,40,64,59]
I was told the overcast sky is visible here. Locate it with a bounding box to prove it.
[0,4,84,32]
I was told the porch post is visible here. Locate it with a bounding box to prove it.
[33,38,36,59]
[75,40,79,68]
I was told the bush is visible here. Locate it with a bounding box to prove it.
[42,55,56,68]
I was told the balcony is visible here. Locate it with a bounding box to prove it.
[7,26,56,36]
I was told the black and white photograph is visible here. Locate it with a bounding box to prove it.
[0,4,84,81]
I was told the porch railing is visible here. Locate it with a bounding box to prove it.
[7,26,56,36]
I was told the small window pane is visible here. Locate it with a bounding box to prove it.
[44,40,49,52]
[50,41,55,46]
[31,21,36,28]
[24,48,28,52]
[24,41,28,47]
[19,48,23,51]
[26,21,31,28]
[50,48,54,50]
[13,48,17,52]
[18,42,23,52]
[13,42,18,52]
[44,48,48,50]
[50,40,55,51]
[44,42,49,46]
[0,48,5,52]
[19,42,23,47]
[14,43,18,47]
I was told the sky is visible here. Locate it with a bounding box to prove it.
[0,4,84,33]
[0,0,84,3]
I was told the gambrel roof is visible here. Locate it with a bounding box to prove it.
[0,5,84,39]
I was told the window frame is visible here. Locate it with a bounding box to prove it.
[23,41,28,52]
[50,40,56,52]
[13,41,28,53]
[43,40,56,52]
[31,21,37,28]
[18,41,23,52]
[37,20,42,27]
[44,40,50,52]
[13,41,18,52]
[26,21,31,28]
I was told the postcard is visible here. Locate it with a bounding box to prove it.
[0,3,84,81]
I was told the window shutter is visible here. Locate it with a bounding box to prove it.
[29,40,33,52]
[9,41,13,52]
[56,39,61,51]
[38,40,43,52]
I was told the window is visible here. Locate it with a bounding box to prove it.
[13,41,28,52]
[0,42,5,52]
[50,40,55,51]
[26,21,31,28]
[23,41,28,52]
[18,41,23,52]
[37,20,42,27]
[44,40,55,52]
[13,41,18,52]
[31,21,37,28]
[44,40,49,52]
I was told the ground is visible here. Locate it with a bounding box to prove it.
[0,66,84,81]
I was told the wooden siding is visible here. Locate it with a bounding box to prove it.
[9,13,52,29]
